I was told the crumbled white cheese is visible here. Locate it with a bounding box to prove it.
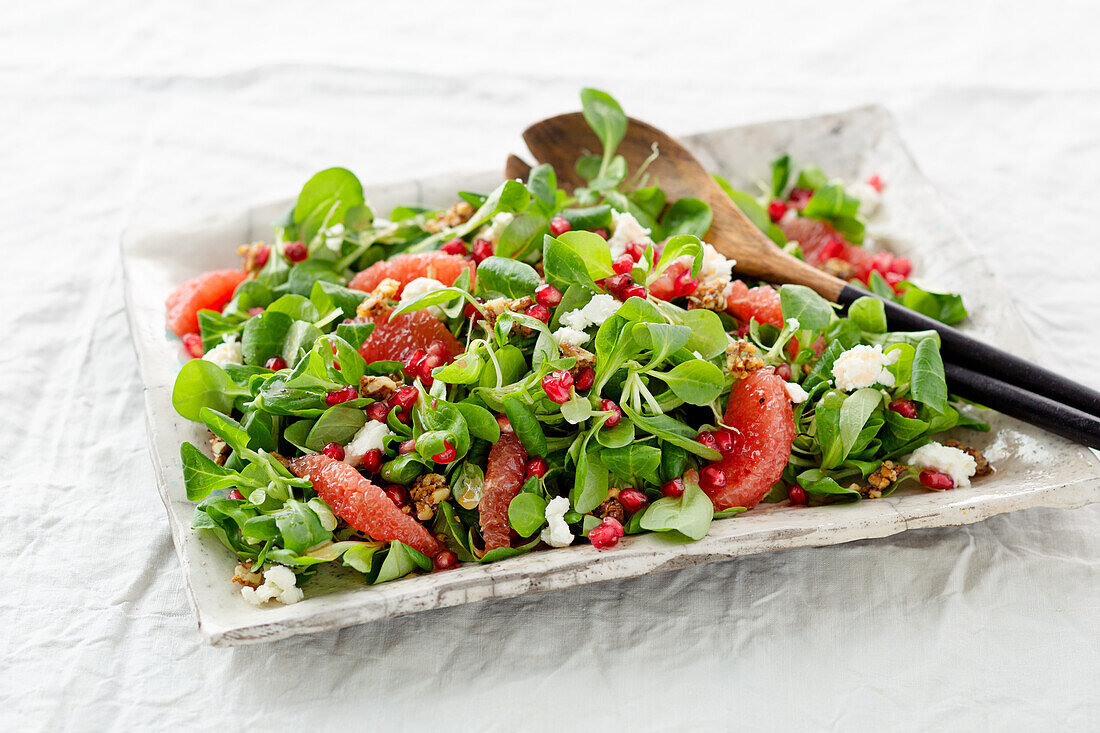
[552,326,590,347]
[240,565,303,606]
[479,212,514,243]
[831,344,899,391]
[849,181,881,216]
[907,441,977,488]
[344,420,393,466]
[203,341,242,369]
[786,317,801,331]
[540,496,574,548]
[785,382,809,404]
[559,294,619,332]
[398,276,448,318]
[607,209,653,259]
[696,242,736,285]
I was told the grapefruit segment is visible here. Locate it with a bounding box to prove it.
[725,280,784,327]
[478,432,528,551]
[349,252,474,297]
[165,269,248,337]
[288,453,442,557]
[356,307,463,365]
[702,369,795,511]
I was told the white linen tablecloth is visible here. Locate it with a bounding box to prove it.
[3,1,1098,729]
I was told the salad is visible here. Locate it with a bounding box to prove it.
[166,89,993,606]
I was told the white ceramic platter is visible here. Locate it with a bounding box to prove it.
[122,105,1100,646]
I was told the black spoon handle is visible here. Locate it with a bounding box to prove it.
[943,363,1100,450]
[837,284,1100,418]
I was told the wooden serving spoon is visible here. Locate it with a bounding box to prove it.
[514,112,1100,425]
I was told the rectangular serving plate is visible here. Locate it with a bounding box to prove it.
[123,105,1100,646]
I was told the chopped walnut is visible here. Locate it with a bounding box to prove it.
[944,439,993,477]
[237,242,268,273]
[561,342,596,373]
[594,497,626,524]
[355,277,402,318]
[209,434,231,466]
[423,200,475,233]
[821,257,857,280]
[358,374,398,401]
[686,280,729,312]
[410,473,451,521]
[232,562,263,588]
[475,295,536,332]
[867,460,908,491]
[725,340,764,379]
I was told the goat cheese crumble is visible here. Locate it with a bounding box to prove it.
[240,565,303,606]
[344,420,393,467]
[906,441,977,488]
[607,209,653,259]
[849,181,881,216]
[540,496,574,547]
[697,242,736,285]
[203,341,242,369]
[559,293,619,332]
[552,326,590,347]
[479,212,514,243]
[831,344,899,391]
[398,276,448,318]
[785,382,810,404]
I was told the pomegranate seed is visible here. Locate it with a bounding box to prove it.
[890,257,912,277]
[398,439,417,455]
[612,254,635,275]
[496,414,514,434]
[919,468,955,490]
[432,441,456,464]
[385,485,408,507]
[626,242,648,262]
[471,238,494,263]
[768,199,789,222]
[618,488,648,513]
[525,304,551,323]
[534,283,563,308]
[248,307,266,317]
[433,550,459,571]
[420,353,444,377]
[775,363,792,381]
[253,245,270,269]
[622,284,647,301]
[392,386,418,411]
[264,355,287,371]
[284,241,307,262]
[549,216,571,236]
[542,370,574,404]
[661,478,685,498]
[426,340,448,359]
[700,464,727,491]
[361,449,383,474]
[672,269,700,298]
[788,484,808,505]
[441,238,467,255]
[366,400,391,422]
[697,431,720,452]
[325,385,358,406]
[464,301,482,320]
[888,399,920,420]
[227,489,244,500]
[788,187,814,209]
[322,442,345,461]
[867,174,884,192]
[601,399,621,427]
[736,323,751,338]
[524,456,548,479]
[403,349,427,379]
[712,429,734,454]
[182,333,204,359]
[588,517,625,549]
[574,366,595,391]
[592,228,609,240]
[601,273,633,298]
[819,238,846,262]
